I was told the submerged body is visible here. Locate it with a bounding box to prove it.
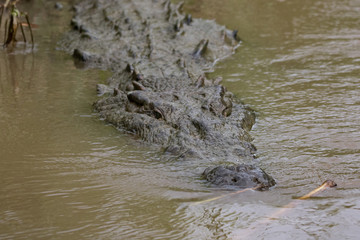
[60,0,275,189]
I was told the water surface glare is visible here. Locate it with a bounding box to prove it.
[0,0,359,239]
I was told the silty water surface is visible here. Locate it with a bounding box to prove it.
[0,0,359,239]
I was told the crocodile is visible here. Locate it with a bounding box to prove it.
[60,0,275,189]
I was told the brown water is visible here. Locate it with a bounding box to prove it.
[0,0,359,239]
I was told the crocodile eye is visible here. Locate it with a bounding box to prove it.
[153,108,164,119]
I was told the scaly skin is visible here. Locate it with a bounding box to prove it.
[60,0,276,189]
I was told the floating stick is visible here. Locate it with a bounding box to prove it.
[231,180,337,239]
[298,180,336,200]
[191,185,262,206]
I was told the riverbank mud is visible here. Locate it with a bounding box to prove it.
[60,0,275,189]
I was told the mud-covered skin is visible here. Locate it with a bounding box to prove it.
[203,164,276,190]
[60,0,275,189]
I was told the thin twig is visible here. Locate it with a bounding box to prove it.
[4,0,11,8]
[191,185,262,206]
[19,21,25,42]
[25,14,33,48]
[4,11,16,47]
[0,6,4,29]
[3,18,8,47]
[231,180,337,239]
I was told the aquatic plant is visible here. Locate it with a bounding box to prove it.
[0,0,34,48]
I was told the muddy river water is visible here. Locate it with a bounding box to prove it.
[0,0,359,239]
